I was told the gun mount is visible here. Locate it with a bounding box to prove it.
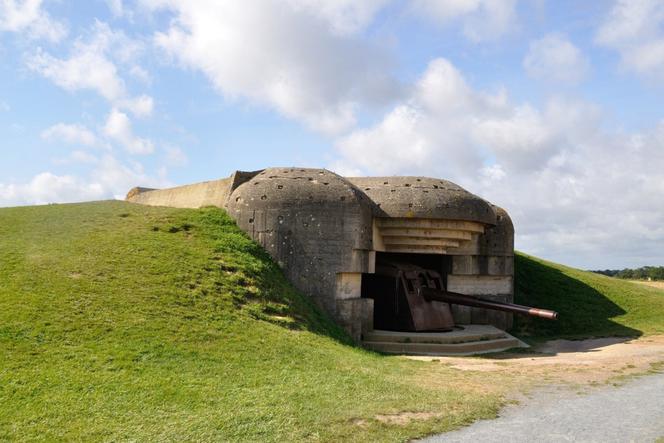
[363,261,557,332]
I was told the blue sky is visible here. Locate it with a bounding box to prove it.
[1,0,664,269]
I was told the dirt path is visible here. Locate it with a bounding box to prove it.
[412,335,664,386]
[629,280,664,290]
[414,336,664,442]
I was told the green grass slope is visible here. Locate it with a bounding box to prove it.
[1,202,663,441]
[0,201,501,442]
[514,253,664,340]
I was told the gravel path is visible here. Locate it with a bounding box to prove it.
[420,371,664,443]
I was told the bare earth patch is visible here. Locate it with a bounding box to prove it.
[375,412,443,426]
[352,412,444,429]
[410,335,664,386]
[629,280,664,290]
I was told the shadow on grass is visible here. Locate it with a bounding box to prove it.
[484,337,637,361]
[533,336,635,354]
[509,254,642,343]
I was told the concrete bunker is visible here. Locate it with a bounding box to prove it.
[127,167,553,353]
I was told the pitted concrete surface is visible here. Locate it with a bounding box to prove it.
[420,372,664,443]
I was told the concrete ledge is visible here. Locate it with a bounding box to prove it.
[362,325,527,356]
[364,325,506,344]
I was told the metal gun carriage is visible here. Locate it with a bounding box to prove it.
[363,260,557,332]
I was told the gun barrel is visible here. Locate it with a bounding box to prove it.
[419,287,558,320]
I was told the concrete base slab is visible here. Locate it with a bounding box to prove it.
[362,325,528,356]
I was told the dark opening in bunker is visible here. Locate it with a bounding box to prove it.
[361,252,453,332]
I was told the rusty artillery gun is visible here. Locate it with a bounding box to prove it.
[363,261,558,332]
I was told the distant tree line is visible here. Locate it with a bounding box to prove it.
[591,266,664,280]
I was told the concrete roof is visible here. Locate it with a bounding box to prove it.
[228,167,373,211]
[347,176,497,225]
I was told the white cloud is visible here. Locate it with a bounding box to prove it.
[27,41,126,102]
[411,0,517,42]
[0,172,105,206]
[69,150,98,164]
[0,155,169,207]
[334,58,564,178]
[163,145,188,167]
[285,0,391,35]
[106,0,124,17]
[119,94,154,118]
[334,105,438,175]
[129,65,151,84]
[474,105,554,163]
[103,109,154,155]
[336,58,603,176]
[332,57,664,268]
[477,122,664,268]
[596,0,662,45]
[26,21,153,117]
[0,101,9,112]
[596,0,664,77]
[142,0,398,134]
[53,150,99,165]
[41,123,99,147]
[42,116,158,155]
[523,33,590,84]
[0,0,67,41]
[93,155,167,198]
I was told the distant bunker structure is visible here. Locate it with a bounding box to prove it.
[128,168,552,353]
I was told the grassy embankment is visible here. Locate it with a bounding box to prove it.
[1,201,663,441]
[513,253,664,340]
[0,201,500,442]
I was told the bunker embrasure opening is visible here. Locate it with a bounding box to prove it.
[361,252,453,332]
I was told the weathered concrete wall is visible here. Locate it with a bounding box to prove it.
[126,170,262,209]
[225,168,375,340]
[447,206,515,329]
[127,178,234,208]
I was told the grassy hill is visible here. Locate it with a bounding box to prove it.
[0,201,501,442]
[513,253,664,340]
[1,201,663,441]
